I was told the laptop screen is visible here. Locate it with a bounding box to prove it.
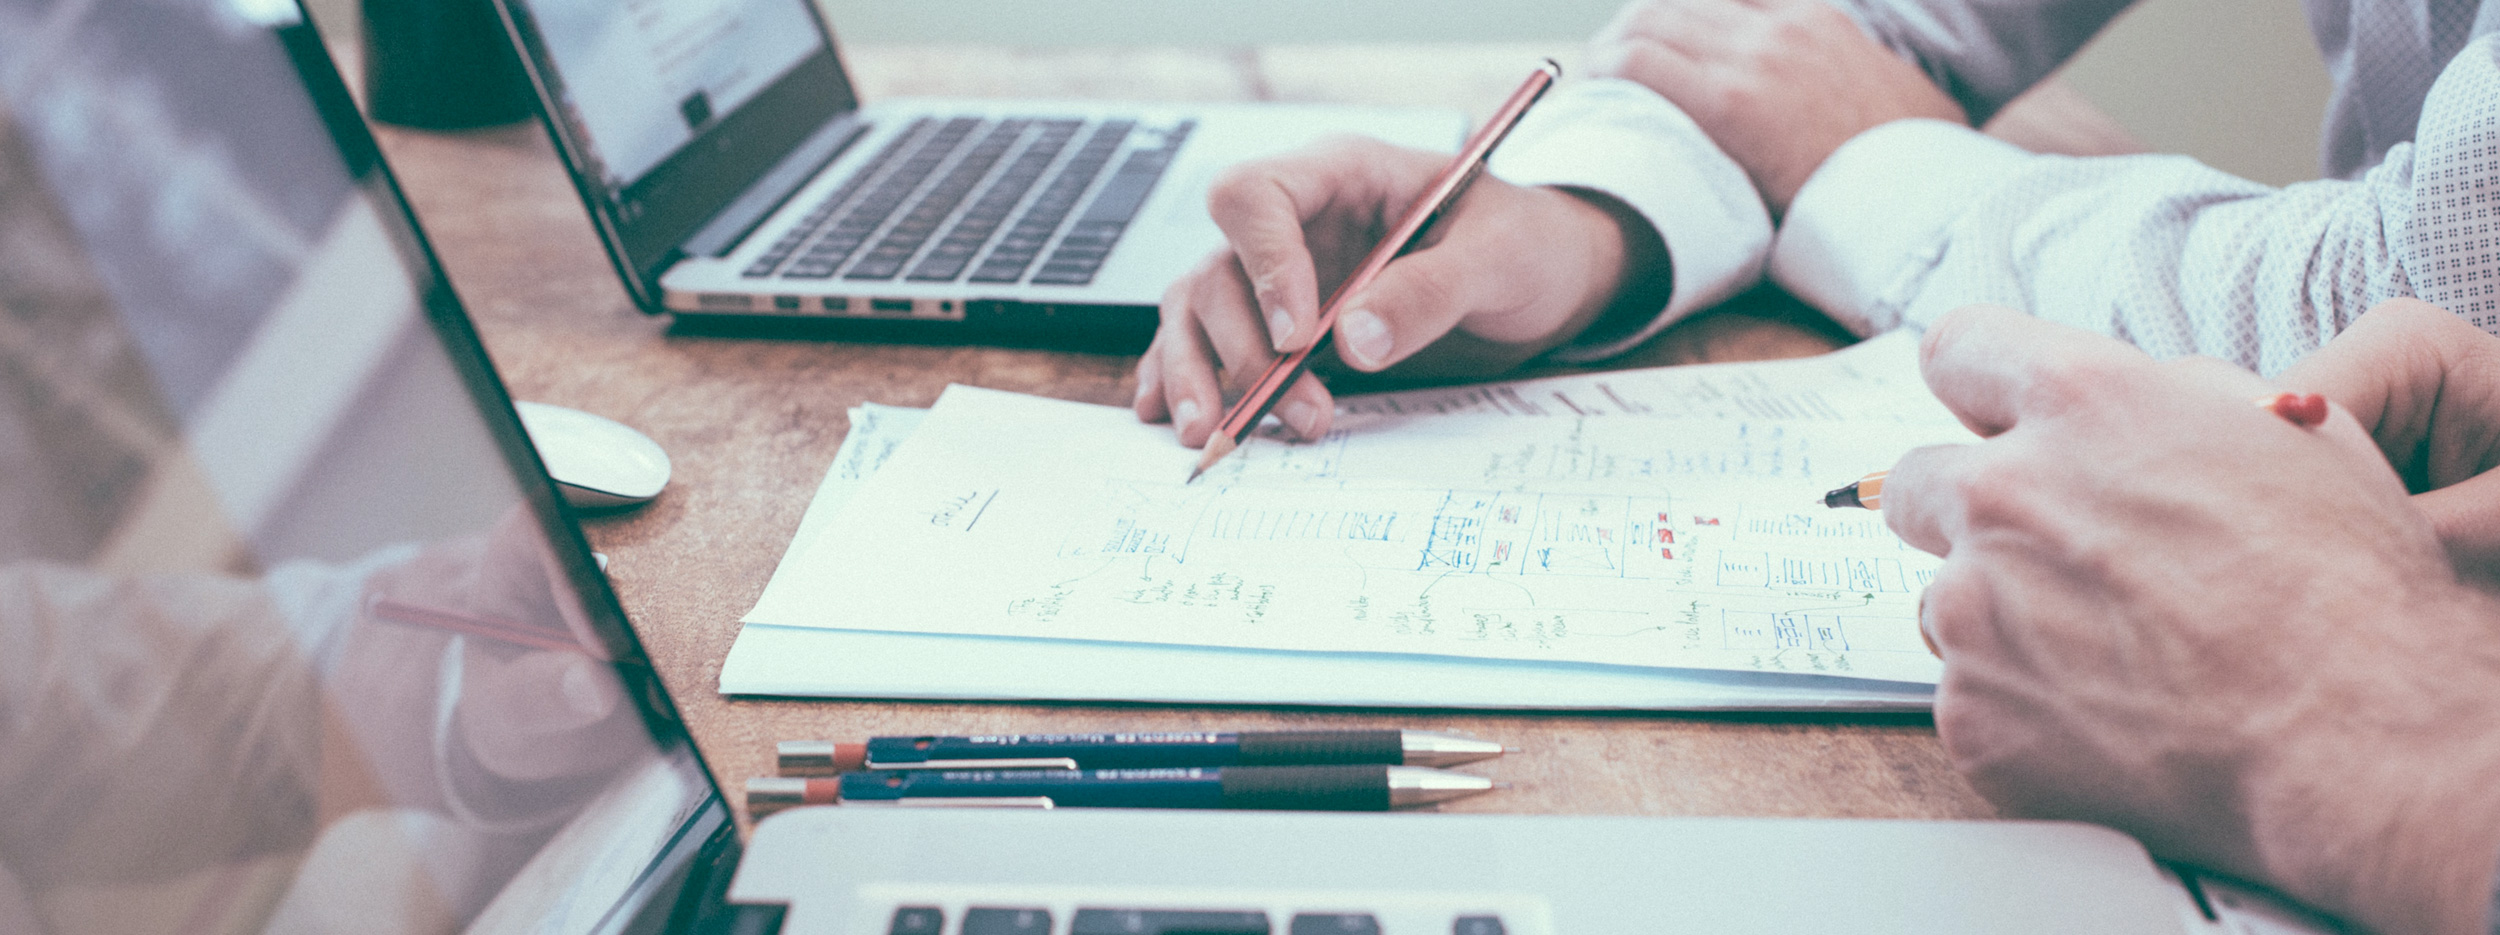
[0,2,724,933]
[517,0,821,189]
[493,0,860,306]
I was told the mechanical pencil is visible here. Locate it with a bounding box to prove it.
[1822,392,2334,511]
[776,729,1509,775]
[746,765,1498,814]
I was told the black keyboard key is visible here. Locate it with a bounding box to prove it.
[888,906,945,935]
[1452,916,1505,935]
[1289,914,1381,935]
[795,119,976,274]
[963,908,1053,935]
[1072,909,1270,935]
[746,118,934,279]
[846,120,1023,280]
[911,124,1080,281]
[1029,262,1102,285]
[1028,121,1190,286]
[891,117,1134,285]
[1076,150,1170,226]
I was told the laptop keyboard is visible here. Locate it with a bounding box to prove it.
[885,905,1514,935]
[742,115,1194,288]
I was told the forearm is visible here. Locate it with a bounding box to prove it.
[1772,119,2416,372]
[1488,78,1768,361]
[1776,35,2500,372]
[2247,587,2500,935]
[1825,0,2134,124]
[0,565,325,882]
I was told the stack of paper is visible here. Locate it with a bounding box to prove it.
[721,333,1977,710]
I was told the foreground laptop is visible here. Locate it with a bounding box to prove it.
[482,0,1464,343]
[0,2,2327,933]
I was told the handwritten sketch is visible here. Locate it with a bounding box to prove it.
[746,335,1974,685]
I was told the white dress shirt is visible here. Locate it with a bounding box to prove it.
[1487,0,2500,375]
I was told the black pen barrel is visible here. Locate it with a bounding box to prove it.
[1217,764,1393,810]
[1235,730,1405,766]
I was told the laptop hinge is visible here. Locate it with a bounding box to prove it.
[683,114,868,258]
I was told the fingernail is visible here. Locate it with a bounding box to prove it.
[1266,308,1297,351]
[1342,309,1392,367]
[1173,398,1203,432]
[1281,401,1320,438]
[1133,380,1153,406]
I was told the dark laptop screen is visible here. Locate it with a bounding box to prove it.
[514,0,821,189]
[493,0,859,308]
[0,1,721,932]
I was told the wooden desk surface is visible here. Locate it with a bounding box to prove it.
[367,43,2135,826]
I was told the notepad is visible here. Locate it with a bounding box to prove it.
[723,333,1973,708]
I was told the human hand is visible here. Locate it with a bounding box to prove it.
[1134,136,1668,447]
[354,512,639,798]
[1586,0,1965,215]
[1882,304,2500,935]
[2279,298,2500,584]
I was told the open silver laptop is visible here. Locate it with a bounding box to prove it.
[0,2,2335,932]
[482,0,1463,344]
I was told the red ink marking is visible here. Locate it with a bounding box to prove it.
[1660,548,1674,560]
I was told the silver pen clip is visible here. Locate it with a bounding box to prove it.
[871,757,1081,771]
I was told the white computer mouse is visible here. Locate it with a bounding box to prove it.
[513,401,672,509]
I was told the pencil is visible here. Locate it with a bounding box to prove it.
[1822,392,2335,510]
[1822,471,1886,510]
[1187,60,1562,483]
[366,596,585,654]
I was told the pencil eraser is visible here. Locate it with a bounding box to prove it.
[746,777,842,815]
[831,742,868,771]
[777,741,870,775]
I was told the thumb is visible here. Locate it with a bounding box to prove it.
[1328,243,1503,372]
[2414,472,2500,583]
[455,650,630,782]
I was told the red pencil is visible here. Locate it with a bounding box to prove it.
[1188,61,1563,482]
[366,596,584,654]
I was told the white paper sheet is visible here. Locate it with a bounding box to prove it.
[737,335,1971,693]
[719,622,1938,709]
[723,404,1933,708]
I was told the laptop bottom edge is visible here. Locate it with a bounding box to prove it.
[663,300,1155,353]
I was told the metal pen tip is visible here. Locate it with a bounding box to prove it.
[1400,729,1510,767]
[1385,766,1500,807]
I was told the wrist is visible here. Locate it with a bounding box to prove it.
[1551,185,1672,351]
[2249,585,2500,935]
[1440,184,1655,365]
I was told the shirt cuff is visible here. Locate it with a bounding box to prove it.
[1770,118,2032,335]
[1488,78,1772,361]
